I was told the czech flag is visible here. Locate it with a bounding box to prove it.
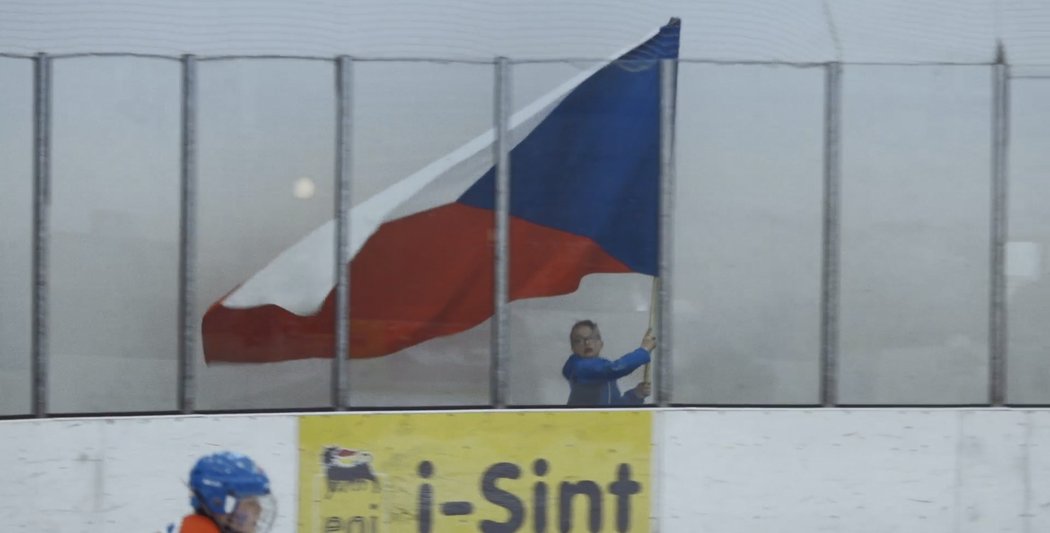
[202,18,681,363]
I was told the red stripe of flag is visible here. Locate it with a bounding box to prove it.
[202,203,629,362]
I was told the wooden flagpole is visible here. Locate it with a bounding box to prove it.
[644,276,659,383]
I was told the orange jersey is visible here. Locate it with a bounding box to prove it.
[177,514,221,533]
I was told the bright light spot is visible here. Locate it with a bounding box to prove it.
[293,177,316,199]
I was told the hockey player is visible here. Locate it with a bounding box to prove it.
[169,451,276,533]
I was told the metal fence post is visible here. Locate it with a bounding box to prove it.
[657,58,677,406]
[333,55,354,410]
[820,62,843,407]
[177,54,198,414]
[31,53,51,417]
[492,57,511,408]
[990,44,1010,406]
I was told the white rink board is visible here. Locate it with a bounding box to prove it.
[0,415,297,533]
[658,409,1050,533]
[3,409,1050,532]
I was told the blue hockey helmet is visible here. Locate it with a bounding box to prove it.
[189,451,275,533]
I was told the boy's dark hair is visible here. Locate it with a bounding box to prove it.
[569,320,599,340]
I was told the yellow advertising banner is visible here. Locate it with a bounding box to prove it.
[298,411,651,533]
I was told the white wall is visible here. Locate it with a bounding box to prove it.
[0,415,298,533]
[4,0,1050,63]
[3,409,1049,532]
[659,409,1050,532]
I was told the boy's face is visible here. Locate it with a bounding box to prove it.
[570,325,603,358]
[218,497,262,533]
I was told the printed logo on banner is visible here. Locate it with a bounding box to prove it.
[312,445,386,532]
[322,446,382,496]
[298,411,652,533]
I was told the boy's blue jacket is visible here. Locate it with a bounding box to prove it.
[562,347,651,406]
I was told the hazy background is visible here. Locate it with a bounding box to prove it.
[2,0,1050,414]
